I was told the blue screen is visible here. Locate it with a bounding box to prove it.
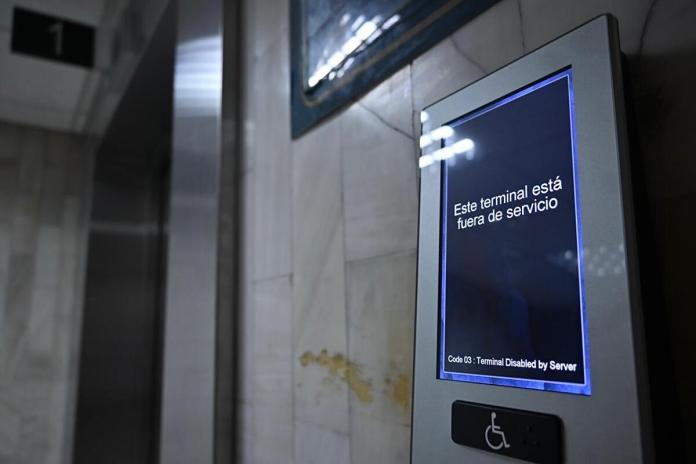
[438,69,590,395]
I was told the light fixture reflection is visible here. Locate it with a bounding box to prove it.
[419,154,434,168]
[451,138,474,153]
[419,134,432,149]
[418,138,474,168]
[419,123,455,150]
[356,21,377,40]
[342,36,362,55]
[328,51,345,67]
[351,15,365,31]
[307,14,402,89]
[430,125,454,140]
[174,36,222,116]
[382,14,400,30]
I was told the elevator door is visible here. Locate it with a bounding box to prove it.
[73,4,175,463]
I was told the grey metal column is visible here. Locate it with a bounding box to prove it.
[159,0,222,461]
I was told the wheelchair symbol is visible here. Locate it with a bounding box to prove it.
[485,412,511,451]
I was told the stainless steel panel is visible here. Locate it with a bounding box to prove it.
[73,4,175,462]
[158,0,223,462]
[412,16,652,463]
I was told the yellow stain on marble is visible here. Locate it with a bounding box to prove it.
[299,349,373,404]
[389,373,411,413]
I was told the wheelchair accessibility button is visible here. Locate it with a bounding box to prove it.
[451,401,562,464]
[485,412,511,450]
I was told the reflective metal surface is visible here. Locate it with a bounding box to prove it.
[73,3,176,462]
[412,16,652,463]
[158,0,223,461]
[303,0,403,89]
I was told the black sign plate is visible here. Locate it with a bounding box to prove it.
[451,400,563,464]
[11,7,95,68]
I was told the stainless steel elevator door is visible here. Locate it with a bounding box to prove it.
[73,3,175,462]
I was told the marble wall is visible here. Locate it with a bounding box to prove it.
[238,0,696,462]
[0,121,88,463]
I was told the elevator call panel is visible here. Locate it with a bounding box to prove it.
[411,15,652,463]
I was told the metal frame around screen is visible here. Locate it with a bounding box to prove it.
[411,15,653,464]
[436,68,592,395]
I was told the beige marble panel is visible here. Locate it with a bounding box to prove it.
[19,287,57,378]
[11,196,39,255]
[0,278,7,347]
[340,104,418,262]
[45,377,70,464]
[411,34,486,112]
[0,221,10,288]
[33,227,62,289]
[359,66,414,138]
[451,0,525,72]
[252,32,293,280]
[0,163,18,197]
[346,251,416,464]
[1,253,34,372]
[519,0,652,54]
[53,254,79,375]
[250,0,290,60]
[0,392,20,461]
[292,118,350,438]
[0,121,87,464]
[56,253,79,331]
[63,146,86,198]
[0,123,21,160]
[350,410,410,464]
[39,166,64,226]
[17,414,50,464]
[60,197,81,260]
[53,289,76,380]
[18,127,45,196]
[294,420,350,464]
[45,132,70,169]
[252,275,294,464]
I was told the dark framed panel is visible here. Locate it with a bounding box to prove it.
[11,7,95,68]
[290,0,500,138]
[411,16,652,463]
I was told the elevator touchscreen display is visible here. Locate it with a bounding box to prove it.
[438,69,590,395]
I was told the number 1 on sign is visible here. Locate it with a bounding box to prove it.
[48,21,63,56]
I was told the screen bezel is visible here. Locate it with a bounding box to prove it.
[435,68,591,395]
[411,15,652,463]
